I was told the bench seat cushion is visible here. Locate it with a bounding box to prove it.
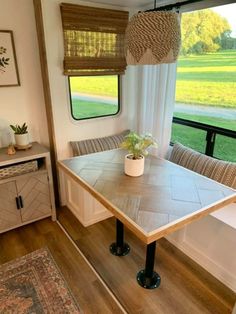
[70,130,130,157]
[169,142,236,189]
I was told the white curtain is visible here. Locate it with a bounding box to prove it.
[136,63,177,158]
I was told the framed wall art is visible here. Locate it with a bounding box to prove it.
[0,30,20,87]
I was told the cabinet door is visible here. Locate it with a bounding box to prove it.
[16,173,52,223]
[0,181,21,231]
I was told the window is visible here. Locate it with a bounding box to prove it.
[61,4,128,121]
[69,75,120,120]
[171,3,236,162]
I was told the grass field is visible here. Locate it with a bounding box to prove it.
[173,112,236,131]
[70,76,118,98]
[171,113,236,162]
[70,50,236,108]
[176,50,236,107]
[70,51,236,160]
[172,50,236,161]
[71,99,118,120]
[172,123,236,162]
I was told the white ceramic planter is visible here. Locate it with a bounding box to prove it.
[15,133,29,147]
[124,154,145,177]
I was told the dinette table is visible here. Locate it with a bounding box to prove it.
[58,149,236,289]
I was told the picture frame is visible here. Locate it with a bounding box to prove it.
[0,30,20,87]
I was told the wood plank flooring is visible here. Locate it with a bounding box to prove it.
[58,206,236,314]
[0,218,123,314]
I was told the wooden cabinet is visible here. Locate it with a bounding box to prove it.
[0,181,21,231]
[0,143,56,233]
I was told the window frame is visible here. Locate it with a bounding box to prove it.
[171,117,236,158]
[68,75,121,121]
[171,1,236,160]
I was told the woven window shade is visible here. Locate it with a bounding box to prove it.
[60,3,129,76]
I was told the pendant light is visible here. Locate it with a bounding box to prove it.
[124,2,181,65]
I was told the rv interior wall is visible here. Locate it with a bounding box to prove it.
[0,0,49,148]
[41,0,137,160]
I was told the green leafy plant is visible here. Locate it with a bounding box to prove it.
[120,131,157,160]
[10,123,28,134]
[0,46,10,73]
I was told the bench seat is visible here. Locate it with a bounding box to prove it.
[167,143,236,291]
[70,130,130,157]
[169,142,236,189]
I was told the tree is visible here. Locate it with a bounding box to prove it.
[181,9,231,55]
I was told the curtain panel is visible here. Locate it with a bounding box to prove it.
[60,3,129,76]
[137,63,177,158]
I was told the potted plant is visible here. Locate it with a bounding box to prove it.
[10,123,30,148]
[120,131,157,177]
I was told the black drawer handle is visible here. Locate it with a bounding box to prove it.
[15,197,20,210]
[19,196,24,208]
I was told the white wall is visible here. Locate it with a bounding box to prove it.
[0,0,49,148]
[41,0,137,160]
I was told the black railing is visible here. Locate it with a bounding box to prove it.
[172,117,236,157]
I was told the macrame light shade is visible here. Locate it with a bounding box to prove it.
[125,11,181,65]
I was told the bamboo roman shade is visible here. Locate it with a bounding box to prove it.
[60,3,129,76]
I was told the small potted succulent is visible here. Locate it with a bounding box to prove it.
[120,131,157,177]
[10,123,30,148]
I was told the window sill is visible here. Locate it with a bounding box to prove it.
[210,203,236,229]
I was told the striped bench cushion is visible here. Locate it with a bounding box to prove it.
[169,143,236,189]
[70,130,130,157]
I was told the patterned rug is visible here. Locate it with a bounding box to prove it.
[0,248,80,313]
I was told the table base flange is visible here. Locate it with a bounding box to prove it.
[137,269,161,289]
[109,242,130,256]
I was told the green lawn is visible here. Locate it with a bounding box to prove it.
[71,99,118,120]
[176,50,236,107]
[70,76,118,97]
[174,112,236,131]
[172,50,236,162]
[172,113,236,162]
[70,51,236,161]
[70,50,236,108]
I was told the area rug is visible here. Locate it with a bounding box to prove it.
[0,248,80,313]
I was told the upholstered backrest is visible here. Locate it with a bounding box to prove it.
[70,130,130,157]
[169,142,236,189]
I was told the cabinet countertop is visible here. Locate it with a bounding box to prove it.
[0,142,49,166]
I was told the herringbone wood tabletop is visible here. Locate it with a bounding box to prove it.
[59,149,236,244]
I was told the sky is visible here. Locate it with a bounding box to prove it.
[212,3,236,37]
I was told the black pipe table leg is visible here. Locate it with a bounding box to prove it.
[137,241,161,289]
[110,219,130,256]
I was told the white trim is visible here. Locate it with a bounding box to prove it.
[167,234,236,292]
[57,220,127,314]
